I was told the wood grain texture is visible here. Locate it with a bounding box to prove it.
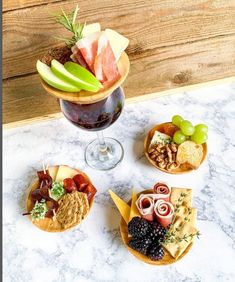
[3,0,64,12]
[3,0,235,126]
[3,0,235,79]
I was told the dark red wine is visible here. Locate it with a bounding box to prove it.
[60,87,124,131]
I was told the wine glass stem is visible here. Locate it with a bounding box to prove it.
[97,131,107,153]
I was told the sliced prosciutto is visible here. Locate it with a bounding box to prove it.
[154,200,174,228]
[94,33,108,82]
[153,182,171,202]
[71,45,90,70]
[75,31,100,73]
[136,194,155,221]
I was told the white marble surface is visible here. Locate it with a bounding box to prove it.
[3,82,235,282]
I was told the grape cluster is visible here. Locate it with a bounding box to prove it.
[172,115,208,145]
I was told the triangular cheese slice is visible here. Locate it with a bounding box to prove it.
[48,165,59,181]
[55,165,78,182]
[109,190,130,224]
[83,23,101,37]
[129,189,140,222]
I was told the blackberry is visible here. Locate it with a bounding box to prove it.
[147,243,165,261]
[147,222,167,242]
[128,237,152,255]
[128,217,149,238]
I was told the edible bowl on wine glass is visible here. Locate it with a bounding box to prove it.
[41,52,130,171]
[40,52,130,104]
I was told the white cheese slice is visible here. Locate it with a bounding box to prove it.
[55,165,78,182]
[48,165,59,181]
[83,23,101,37]
[150,130,172,145]
[105,28,129,62]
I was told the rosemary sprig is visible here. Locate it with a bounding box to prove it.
[52,4,85,47]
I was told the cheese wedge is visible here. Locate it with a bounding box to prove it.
[109,190,130,224]
[105,29,129,62]
[163,208,198,259]
[55,165,78,182]
[170,187,193,207]
[83,23,101,37]
[48,165,59,181]
[150,130,172,146]
[129,190,140,221]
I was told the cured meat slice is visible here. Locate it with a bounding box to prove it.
[71,45,90,70]
[153,182,171,202]
[73,174,88,192]
[83,184,97,204]
[136,194,155,221]
[63,178,77,193]
[154,200,174,228]
[102,41,120,82]
[93,33,108,82]
[76,31,100,72]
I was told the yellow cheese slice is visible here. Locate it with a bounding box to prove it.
[170,187,193,207]
[48,165,59,181]
[109,190,130,224]
[83,23,101,37]
[129,190,140,222]
[105,29,129,62]
[163,208,198,259]
[55,165,78,182]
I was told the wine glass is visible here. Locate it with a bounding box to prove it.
[60,87,125,170]
[41,52,130,170]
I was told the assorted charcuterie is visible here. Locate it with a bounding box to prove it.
[24,165,97,232]
[36,5,129,93]
[145,115,208,173]
[109,182,200,264]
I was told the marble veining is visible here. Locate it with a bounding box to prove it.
[3,82,235,282]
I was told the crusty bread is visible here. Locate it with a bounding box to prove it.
[176,141,203,169]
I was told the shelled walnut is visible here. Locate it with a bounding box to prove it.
[148,143,180,171]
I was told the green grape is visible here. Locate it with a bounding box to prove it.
[195,124,208,133]
[172,115,184,127]
[173,130,186,144]
[191,131,208,144]
[180,120,195,136]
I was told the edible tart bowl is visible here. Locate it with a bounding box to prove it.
[119,190,193,265]
[41,52,130,104]
[144,122,208,174]
[26,167,95,232]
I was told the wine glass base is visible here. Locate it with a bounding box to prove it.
[85,137,124,171]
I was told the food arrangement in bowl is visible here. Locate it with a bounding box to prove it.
[109,182,200,264]
[36,5,130,171]
[23,165,97,232]
[145,115,208,174]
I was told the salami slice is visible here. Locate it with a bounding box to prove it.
[154,199,174,228]
[136,194,155,221]
[153,182,171,202]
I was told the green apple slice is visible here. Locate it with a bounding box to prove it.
[51,59,101,92]
[36,60,81,92]
[64,62,103,89]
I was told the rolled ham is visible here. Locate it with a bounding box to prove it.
[136,194,155,221]
[154,199,174,228]
[153,182,171,202]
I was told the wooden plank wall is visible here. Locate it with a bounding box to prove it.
[3,0,235,126]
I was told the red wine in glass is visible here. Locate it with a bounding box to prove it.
[60,87,124,131]
[60,87,125,170]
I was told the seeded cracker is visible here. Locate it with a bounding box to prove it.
[56,191,89,229]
